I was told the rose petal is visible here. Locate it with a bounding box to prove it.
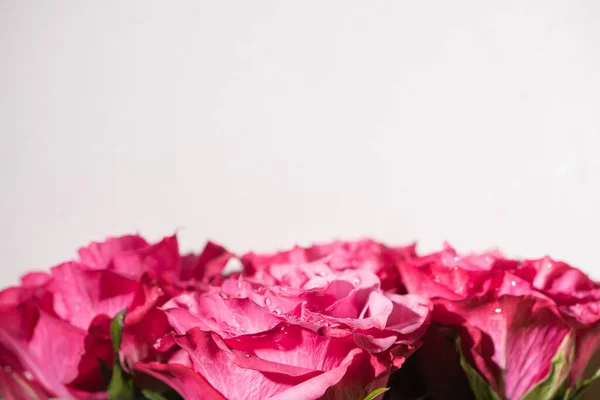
[50,263,138,330]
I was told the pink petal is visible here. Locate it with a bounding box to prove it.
[0,305,86,398]
[174,328,307,399]
[134,362,226,400]
[178,241,234,282]
[50,263,138,330]
[174,326,364,400]
[570,322,600,384]
[0,370,49,400]
[78,234,149,269]
[20,272,51,288]
[109,235,180,278]
[162,293,281,338]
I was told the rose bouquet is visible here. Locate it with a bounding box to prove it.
[0,235,598,400]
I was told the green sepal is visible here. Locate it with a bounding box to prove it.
[523,330,575,400]
[108,360,136,400]
[141,389,170,400]
[362,387,389,400]
[456,338,501,400]
[562,366,600,400]
[110,308,127,354]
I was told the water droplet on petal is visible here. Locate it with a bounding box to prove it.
[546,262,553,269]
[23,371,33,380]
[237,280,243,289]
[264,297,272,307]
[494,308,502,313]
[352,278,361,285]
[511,281,516,287]
[243,353,251,358]
[219,292,229,299]
[433,275,441,283]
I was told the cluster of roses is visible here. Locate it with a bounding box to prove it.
[0,235,599,400]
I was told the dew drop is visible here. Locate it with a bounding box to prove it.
[274,307,282,315]
[511,281,516,287]
[23,371,33,380]
[352,278,361,285]
[433,275,441,283]
[243,353,251,358]
[453,256,460,262]
[494,308,502,313]
[264,297,272,307]
[219,292,229,299]
[237,280,243,289]
[546,262,553,269]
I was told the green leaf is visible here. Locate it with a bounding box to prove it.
[563,366,600,400]
[523,330,575,400]
[141,389,169,400]
[362,387,389,400]
[110,308,127,353]
[108,361,135,400]
[456,338,501,400]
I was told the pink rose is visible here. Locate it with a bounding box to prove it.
[397,244,600,400]
[0,261,139,399]
[0,233,236,399]
[131,260,431,399]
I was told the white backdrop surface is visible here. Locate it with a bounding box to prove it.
[1,1,599,285]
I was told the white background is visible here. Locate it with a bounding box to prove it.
[1,1,599,285]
